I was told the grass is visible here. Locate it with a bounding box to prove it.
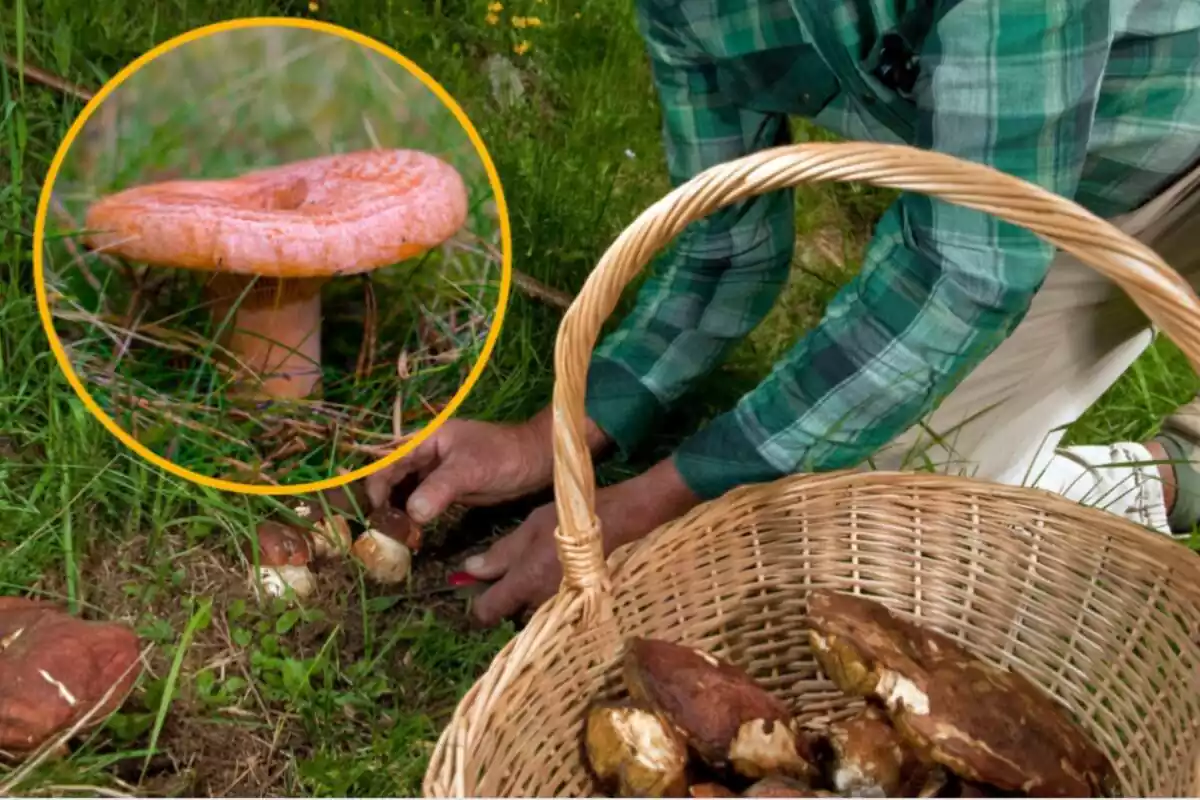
[1,0,1198,795]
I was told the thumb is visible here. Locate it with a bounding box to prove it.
[461,525,531,581]
[406,464,467,524]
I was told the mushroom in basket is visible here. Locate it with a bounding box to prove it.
[585,701,689,797]
[804,590,1118,797]
[742,776,837,797]
[622,637,818,783]
[83,150,468,400]
[815,705,924,797]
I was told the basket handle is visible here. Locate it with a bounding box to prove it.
[549,141,1200,623]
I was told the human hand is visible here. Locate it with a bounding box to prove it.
[461,456,702,626]
[364,408,611,526]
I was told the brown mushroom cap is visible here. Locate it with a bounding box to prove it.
[83,150,469,278]
[623,638,816,780]
[805,590,1117,797]
[689,782,738,798]
[0,600,142,753]
[249,521,313,567]
[365,505,423,552]
[288,483,373,526]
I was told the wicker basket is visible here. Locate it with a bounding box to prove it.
[424,143,1200,797]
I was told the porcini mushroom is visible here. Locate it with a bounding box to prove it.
[365,505,423,552]
[83,150,469,399]
[741,777,835,798]
[351,522,413,585]
[287,484,370,560]
[1,598,142,754]
[309,514,353,561]
[821,705,920,797]
[248,521,317,600]
[585,701,689,798]
[804,590,1118,797]
[622,638,817,781]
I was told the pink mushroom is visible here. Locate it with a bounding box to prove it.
[83,150,469,399]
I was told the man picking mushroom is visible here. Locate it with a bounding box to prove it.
[367,0,1200,626]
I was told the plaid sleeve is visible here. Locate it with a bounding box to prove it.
[583,1,795,455]
[673,2,1111,499]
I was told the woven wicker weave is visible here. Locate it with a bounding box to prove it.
[424,143,1200,797]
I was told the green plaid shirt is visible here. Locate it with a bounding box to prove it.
[583,0,1200,500]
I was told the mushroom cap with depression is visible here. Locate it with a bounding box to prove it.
[804,590,1118,797]
[83,150,469,277]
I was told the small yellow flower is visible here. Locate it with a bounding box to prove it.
[486,12,499,24]
[488,1,503,10]
[525,16,542,26]
[308,0,318,10]
[513,40,532,55]
[511,15,526,27]
[574,10,581,17]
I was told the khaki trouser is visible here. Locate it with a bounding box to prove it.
[873,161,1200,535]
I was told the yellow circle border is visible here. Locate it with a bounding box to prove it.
[33,16,513,497]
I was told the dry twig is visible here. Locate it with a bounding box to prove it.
[1,53,95,101]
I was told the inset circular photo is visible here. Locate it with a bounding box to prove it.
[35,19,509,494]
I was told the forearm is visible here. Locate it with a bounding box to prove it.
[585,2,794,456]
[584,187,794,454]
[671,204,1055,500]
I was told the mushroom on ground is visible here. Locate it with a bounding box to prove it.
[308,514,353,560]
[622,638,817,781]
[288,484,372,560]
[290,483,371,525]
[804,590,1118,797]
[585,701,689,798]
[351,521,413,585]
[821,705,921,797]
[83,150,468,399]
[365,505,423,552]
[248,521,317,600]
[0,597,142,754]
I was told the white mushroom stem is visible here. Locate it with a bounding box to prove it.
[254,564,316,600]
[352,529,412,584]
